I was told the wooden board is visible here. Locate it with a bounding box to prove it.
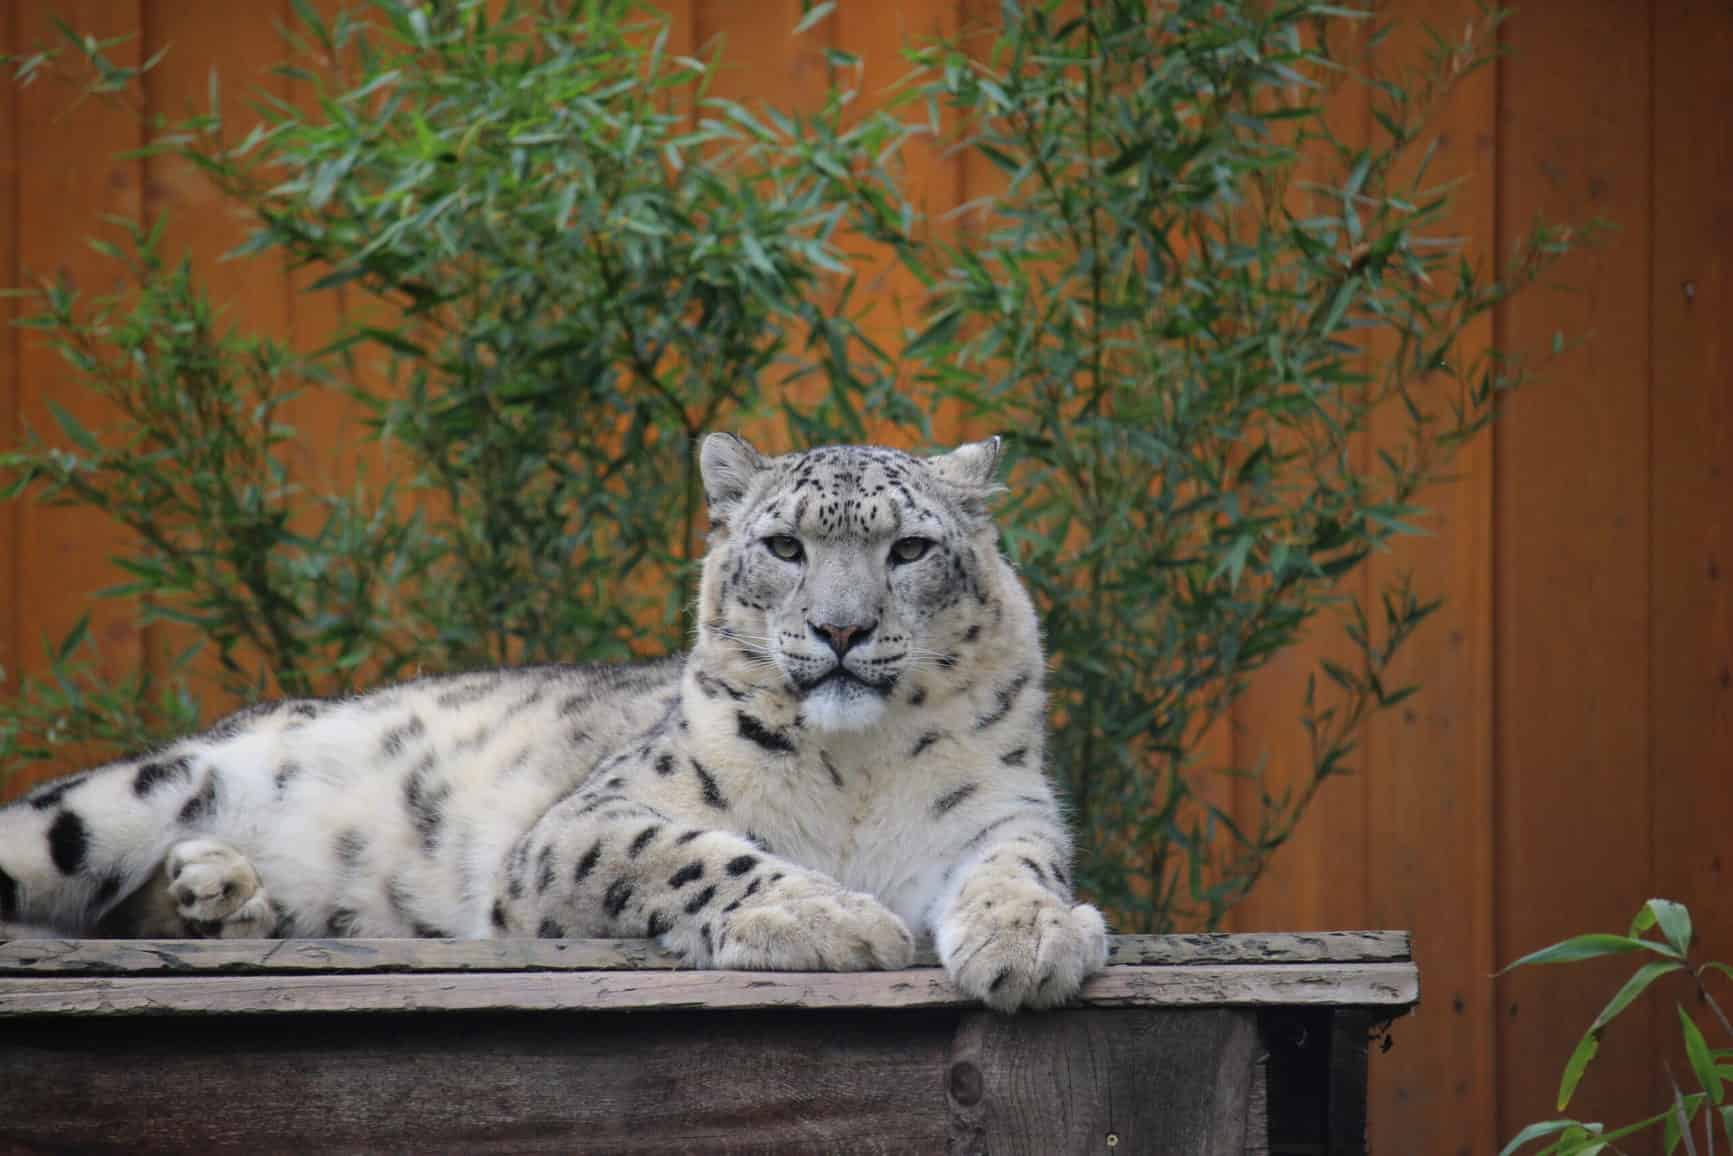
[948,1008,1261,1155]
[0,5,18,690]
[0,930,1412,975]
[0,961,1418,1018]
[1649,0,1733,1115]
[1361,2,1500,1152]
[1493,0,1656,1138]
[0,1007,961,1155]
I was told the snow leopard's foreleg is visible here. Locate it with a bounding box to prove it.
[494,791,914,970]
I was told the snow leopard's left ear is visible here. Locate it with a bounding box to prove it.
[926,436,1002,488]
[926,436,1005,518]
[699,432,767,524]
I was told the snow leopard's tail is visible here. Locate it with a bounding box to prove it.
[0,751,210,934]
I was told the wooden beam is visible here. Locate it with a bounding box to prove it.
[0,930,1411,975]
[0,961,1418,1017]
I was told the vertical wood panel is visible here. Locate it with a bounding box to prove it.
[1229,19,1373,938]
[1,3,19,690]
[1494,0,1655,1138]
[1650,0,1733,1108]
[1362,3,1498,1151]
[12,0,147,793]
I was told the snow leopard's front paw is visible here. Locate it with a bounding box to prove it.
[165,839,274,938]
[937,875,1108,1012]
[714,876,915,972]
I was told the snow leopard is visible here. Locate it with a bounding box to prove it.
[0,434,1107,1011]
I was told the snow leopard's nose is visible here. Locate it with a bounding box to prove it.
[810,619,876,658]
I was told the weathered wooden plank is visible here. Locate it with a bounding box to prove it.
[0,930,1411,975]
[0,1007,958,1155]
[946,1008,1262,1155]
[0,961,1417,1017]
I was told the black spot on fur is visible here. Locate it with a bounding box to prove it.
[490,901,509,931]
[684,884,717,915]
[1051,860,1069,887]
[603,878,635,918]
[675,829,704,846]
[47,811,89,875]
[736,712,796,754]
[133,756,192,798]
[437,676,504,710]
[334,829,368,869]
[911,731,943,758]
[573,840,603,885]
[646,910,671,938]
[1020,857,1048,884]
[328,907,360,936]
[691,759,729,810]
[988,967,1012,993]
[747,832,773,853]
[669,862,704,889]
[820,751,843,788]
[933,782,979,816]
[380,715,427,758]
[726,855,759,877]
[536,846,557,894]
[28,776,84,811]
[274,761,302,794]
[654,753,675,776]
[0,866,16,921]
[963,623,982,643]
[404,757,450,854]
[539,918,565,938]
[976,674,1031,731]
[629,826,662,857]
[1002,747,1029,767]
[179,771,219,824]
[964,815,1017,850]
[412,921,450,939]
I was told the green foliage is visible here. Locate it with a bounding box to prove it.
[1502,900,1733,1156]
[894,0,1582,927]
[2,0,1584,934]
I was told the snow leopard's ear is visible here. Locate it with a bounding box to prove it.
[699,432,767,524]
[925,436,1005,519]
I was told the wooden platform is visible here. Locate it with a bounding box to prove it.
[0,932,1417,1154]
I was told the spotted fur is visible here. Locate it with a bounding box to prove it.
[0,436,1106,1011]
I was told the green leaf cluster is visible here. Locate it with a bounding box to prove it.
[1502,899,1733,1156]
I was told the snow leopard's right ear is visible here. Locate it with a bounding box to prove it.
[699,432,767,524]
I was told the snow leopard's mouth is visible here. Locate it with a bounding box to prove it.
[798,667,895,697]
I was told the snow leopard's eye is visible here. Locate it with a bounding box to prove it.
[889,537,934,565]
[764,534,804,563]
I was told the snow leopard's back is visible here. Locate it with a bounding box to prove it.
[0,657,684,937]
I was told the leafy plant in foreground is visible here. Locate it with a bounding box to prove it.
[1502,900,1733,1156]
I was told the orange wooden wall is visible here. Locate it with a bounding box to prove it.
[3,2,1729,1150]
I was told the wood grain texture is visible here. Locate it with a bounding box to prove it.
[1649,0,1733,1117]
[0,930,1413,974]
[0,1007,958,1155]
[946,1008,1261,1155]
[1493,0,1656,1139]
[1361,3,1500,1153]
[0,960,1418,1017]
[0,4,18,689]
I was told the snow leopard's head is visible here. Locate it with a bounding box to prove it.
[695,434,1017,732]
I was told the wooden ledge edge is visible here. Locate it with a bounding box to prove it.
[0,960,1419,1017]
[0,930,1412,976]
